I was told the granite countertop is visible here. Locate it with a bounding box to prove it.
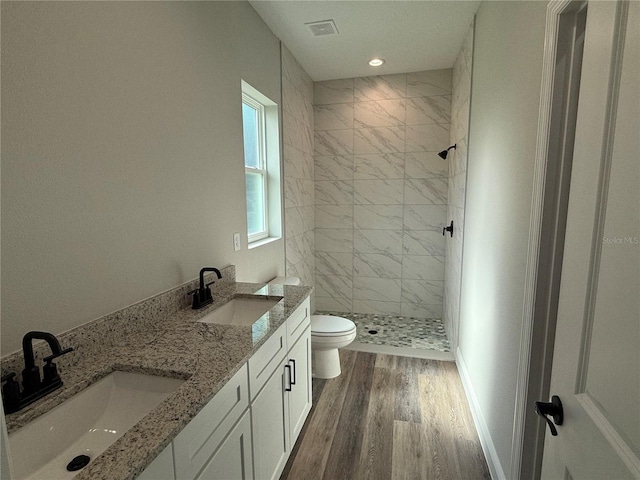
[4,282,312,480]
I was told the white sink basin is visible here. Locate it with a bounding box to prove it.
[8,371,184,480]
[197,297,281,326]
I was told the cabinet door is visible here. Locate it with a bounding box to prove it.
[173,365,249,480]
[251,360,290,480]
[195,410,253,480]
[285,298,310,348]
[287,327,312,445]
[248,322,287,400]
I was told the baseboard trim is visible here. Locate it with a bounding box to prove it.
[455,347,507,480]
[345,342,455,361]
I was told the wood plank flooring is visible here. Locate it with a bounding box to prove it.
[281,350,490,480]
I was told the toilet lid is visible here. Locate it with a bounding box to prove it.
[311,315,356,336]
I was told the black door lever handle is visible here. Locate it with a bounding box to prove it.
[535,395,563,436]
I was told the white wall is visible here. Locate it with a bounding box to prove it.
[1,1,284,355]
[457,1,547,477]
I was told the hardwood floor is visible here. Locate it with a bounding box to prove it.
[281,350,490,480]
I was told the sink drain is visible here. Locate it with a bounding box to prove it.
[67,454,90,472]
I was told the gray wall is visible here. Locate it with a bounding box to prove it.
[1,2,285,355]
[313,72,451,318]
[443,21,474,349]
[458,1,547,477]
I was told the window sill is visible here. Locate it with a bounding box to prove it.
[248,236,281,250]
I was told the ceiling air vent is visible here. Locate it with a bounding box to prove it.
[305,19,339,37]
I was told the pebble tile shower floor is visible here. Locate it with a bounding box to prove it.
[316,312,451,352]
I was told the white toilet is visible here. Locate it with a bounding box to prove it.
[268,276,357,379]
[310,314,357,378]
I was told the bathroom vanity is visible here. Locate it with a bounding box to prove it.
[1,266,312,480]
[141,297,311,480]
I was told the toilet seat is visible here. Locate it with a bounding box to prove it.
[311,315,356,337]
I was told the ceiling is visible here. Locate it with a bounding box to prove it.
[249,1,481,81]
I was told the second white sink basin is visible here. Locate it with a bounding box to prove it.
[197,297,281,326]
[8,371,184,480]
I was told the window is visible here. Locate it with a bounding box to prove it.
[243,96,267,241]
[241,81,281,247]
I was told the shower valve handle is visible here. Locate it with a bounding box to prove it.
[443,221,454,237]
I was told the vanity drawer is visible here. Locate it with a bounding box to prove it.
[286,298,310,347]
[248,321,287,400]
[173,364,249,480]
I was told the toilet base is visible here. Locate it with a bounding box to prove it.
[312,348,342,379]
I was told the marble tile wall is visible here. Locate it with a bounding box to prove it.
[443,22,474,348]
[281,46,315,293]
[313,70,452,318]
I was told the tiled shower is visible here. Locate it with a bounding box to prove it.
[282,22,473,352]
[313,71,450,319]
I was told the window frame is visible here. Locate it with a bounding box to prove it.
[240,80,282,249]
[242,93,269,243]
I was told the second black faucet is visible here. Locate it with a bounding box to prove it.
[190,267,222,309]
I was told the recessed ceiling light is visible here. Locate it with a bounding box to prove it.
[369,58,385,67]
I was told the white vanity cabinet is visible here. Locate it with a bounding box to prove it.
[250,298,311,480]
[137,296,311,480]
[172,364,252,480]
[138,363,252,480]
[192,410,253,480]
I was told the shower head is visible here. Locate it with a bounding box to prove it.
[438,144,457,160]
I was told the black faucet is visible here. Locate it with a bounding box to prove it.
[190,267,222,309]
[1,331,73,414]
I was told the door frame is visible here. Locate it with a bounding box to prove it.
[512,1,596,478]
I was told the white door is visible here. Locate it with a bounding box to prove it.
[541,1,639,478]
